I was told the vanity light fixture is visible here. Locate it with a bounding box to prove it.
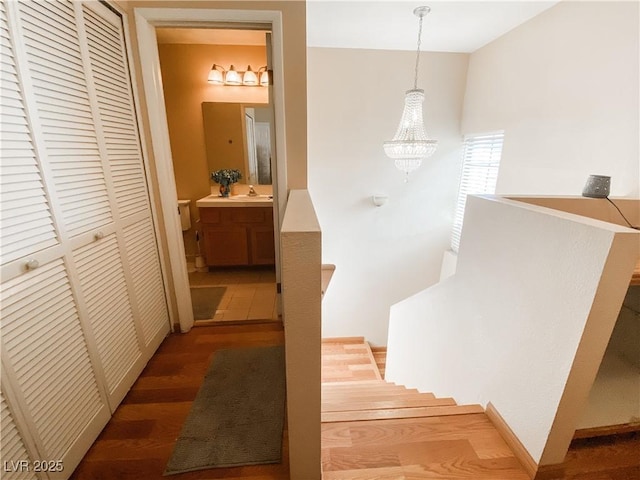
[257,66,269,86]
[225,65,241,85]
[243,66,258,85]
[383,6,438,181]
[207,64,270,87]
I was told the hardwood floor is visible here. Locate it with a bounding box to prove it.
[71,322,288,480]
[560,433,640,480]
[71,329,640,480]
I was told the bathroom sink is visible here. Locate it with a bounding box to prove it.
[229,194,272,200]
[196,193,273,208]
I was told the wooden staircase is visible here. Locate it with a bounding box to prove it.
[321,338,483,423]
[322,381,484,423]
[370,345,387,377]
[320,337,531,479]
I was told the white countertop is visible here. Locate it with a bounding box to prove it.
[196,194,273,208]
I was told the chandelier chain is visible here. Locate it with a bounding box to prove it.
[413,13,424,90]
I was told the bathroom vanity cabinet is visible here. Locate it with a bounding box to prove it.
[199,206,275,266]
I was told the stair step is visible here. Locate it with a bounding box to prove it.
[322,389,423,401]
[321,380,386,387]
[370,348,387,357]
[322,355,377,365]
[321,338,482,431]
[372,353,387,363]
[323,379,389,386]
[322,337,366,344]
[369,345,387,378]
[372,352,387,364]
[323,385,426,398]
[321,404,485,423]
[322,396,456,413]
[321,338,382,382]
[322,382,404,392]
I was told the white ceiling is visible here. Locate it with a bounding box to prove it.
[154,2,560,53]
[307,1,560,53]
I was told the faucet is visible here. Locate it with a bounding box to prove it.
[248,185,258,196]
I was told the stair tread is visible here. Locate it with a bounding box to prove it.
[322,390,424,400]
[321,380,386,387]
[322,382,403,390]
[322,387,408,395]
[321,404,485,423]
[322,396,456,412]
[321,339,382,382]
[323,379,393,386]
[322,337,366,344]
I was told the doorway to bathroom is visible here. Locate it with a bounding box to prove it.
[188,266,278,323]
[155,26,281,326]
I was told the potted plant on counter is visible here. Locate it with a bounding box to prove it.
[211,169,242,197]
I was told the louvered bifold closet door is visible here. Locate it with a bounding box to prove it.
[0,0,58,266]
[7,0,135,412]
[82,2,149,219]
[72,233,141,405]
[123,219,170,344]
[0,0,169,477]
[1,1,111,476]
[82,1,170,348]
[0,390,41,480]
[16,0,112,237]
[0,260,111,478]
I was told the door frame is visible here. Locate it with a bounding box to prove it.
[133,7,288,332]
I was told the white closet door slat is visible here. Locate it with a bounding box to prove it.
[82,4,149,219]
[73,235,142,395]
[0,259,105,461]
[123,219,169,345]
[0,0,57,265]
[16,0,112,237]
[0,390,40,480]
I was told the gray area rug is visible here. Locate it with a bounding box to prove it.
[164,345,286,475]
[190,286,226,320]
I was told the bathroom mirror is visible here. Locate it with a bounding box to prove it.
[202,102,273,185]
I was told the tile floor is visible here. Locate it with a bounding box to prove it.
[188,266,279,323]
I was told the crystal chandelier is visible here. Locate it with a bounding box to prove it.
[384,6,438,180]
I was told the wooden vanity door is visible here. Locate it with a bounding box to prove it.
[203,225,250,266]
[250,225,276,265]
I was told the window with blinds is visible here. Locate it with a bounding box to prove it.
[451,131,504,253]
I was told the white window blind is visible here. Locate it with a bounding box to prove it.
[451,131,504,253]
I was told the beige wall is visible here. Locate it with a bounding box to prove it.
[462,1,639,197]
